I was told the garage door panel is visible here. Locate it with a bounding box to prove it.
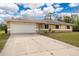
[10,23,36,34]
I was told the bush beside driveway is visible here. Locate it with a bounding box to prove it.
[0,30,10,52]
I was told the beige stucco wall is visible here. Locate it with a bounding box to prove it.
[7,22,9,29]
[36,24,73,31]
[60,25,72,30]
[7,22,11,33]
[36,23,44,29]
[49,24,55,29]
[7,21,73,33]
[70,26,73,29]
[49,24,68,29]
[60,25,66,29]
[49,24,72,29]
[49,24,73,32]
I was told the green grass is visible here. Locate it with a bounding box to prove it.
[0,30,10,52]
[41,32,79,47]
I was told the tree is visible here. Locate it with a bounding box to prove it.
[57,17,63,22]
[0,23,7,33]
[73,16,79,31]
[63,16,73,23]
[0,24,4,30]
[44,13,53,20]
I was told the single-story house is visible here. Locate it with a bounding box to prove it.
[6,18,74,34]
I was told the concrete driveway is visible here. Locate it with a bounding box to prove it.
[1,34,79,56]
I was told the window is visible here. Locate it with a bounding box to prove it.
[55,25,59,29]
[45,24,49,29]
[67,26,70,29]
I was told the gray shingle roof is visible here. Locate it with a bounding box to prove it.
[6,18,74,26]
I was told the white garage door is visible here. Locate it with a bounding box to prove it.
[10,22,36,34]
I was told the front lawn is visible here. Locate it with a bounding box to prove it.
[41,32,79,47]
[0,30,10,52]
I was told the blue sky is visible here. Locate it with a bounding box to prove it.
[17,3,79,13]
[59,3,79,13]
[0,3,79,23]
[17,3,79,19]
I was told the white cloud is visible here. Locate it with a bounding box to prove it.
[23,3,45,9]
[43,3,55,13]
[21,9,34,17]
[0,3,19,14]
[43,6,55,14]
[0,3,64,20]
[0,9,5,14]
[19,3,55,19]
[34,9,45,16]
[0,14,14,20]
[69,3,79,7]
[21,3,63,18]
[20,3,63,19]
[0,3,20,21]
[54,4,60,8]
[58,13,72,16]
[0,14,14,23]
[20,8,45,19]
[46,3,54,7]
[0,3,46,20]
[0,18,3,23]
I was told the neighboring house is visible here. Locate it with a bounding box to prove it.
[6,18,74,34]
